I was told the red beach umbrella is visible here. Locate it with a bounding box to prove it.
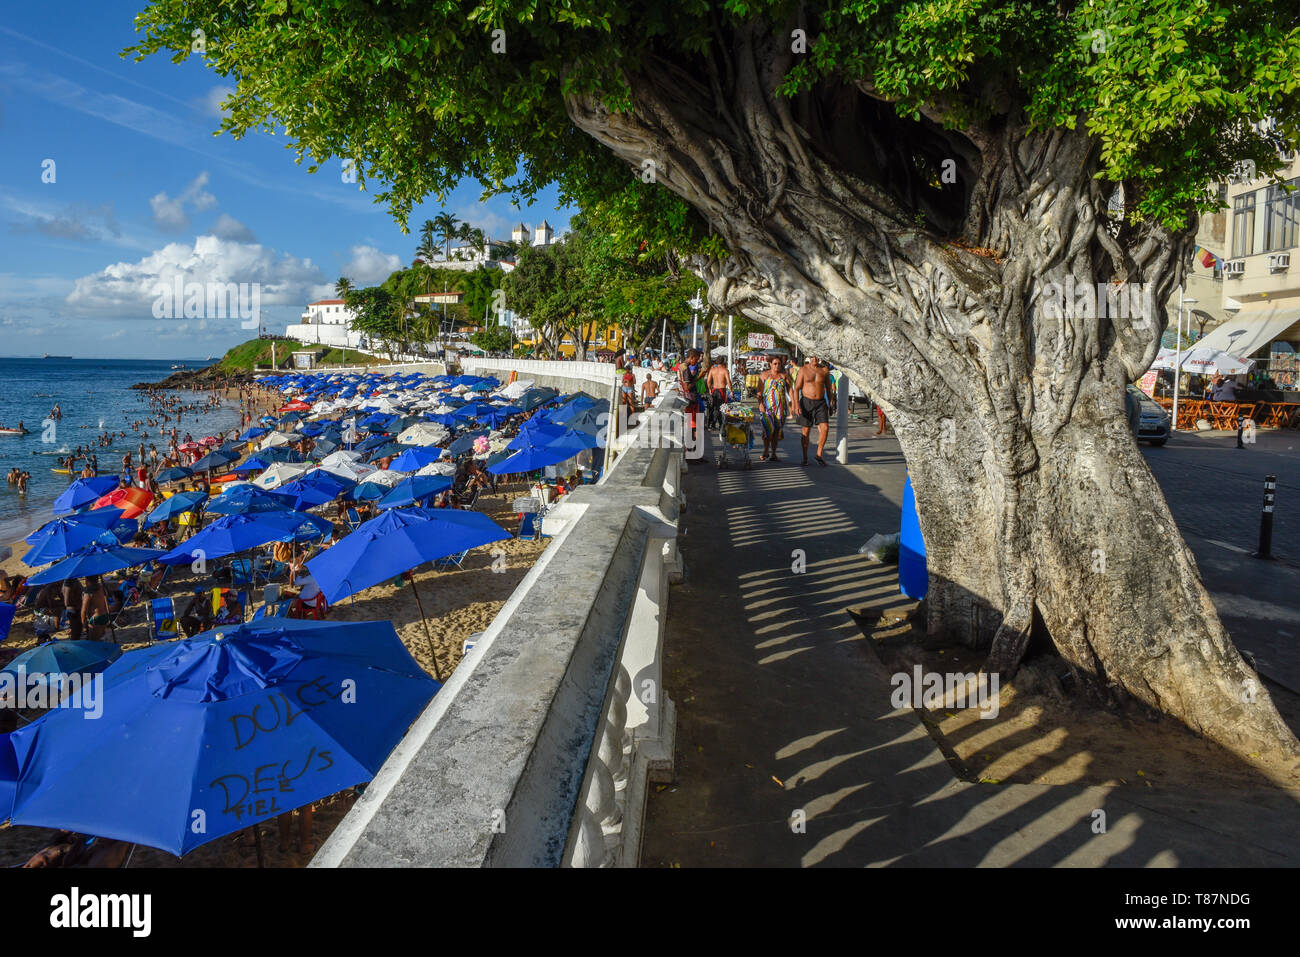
[92,487,154,520]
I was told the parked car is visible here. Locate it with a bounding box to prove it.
[1127,384,1169,446]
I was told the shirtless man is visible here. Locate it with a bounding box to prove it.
[793,354,832,466]
[705,360,732,431]
[640,373,660,406]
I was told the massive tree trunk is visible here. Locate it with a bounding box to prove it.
[566,23,1299,759]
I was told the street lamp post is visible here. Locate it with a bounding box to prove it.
[1171,288,1197,432]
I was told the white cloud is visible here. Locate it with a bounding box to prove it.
[197,85,236,118]
[149,172,217,231]
[211,213,256,242]
[64,235,328,319]
[342,244,403,284]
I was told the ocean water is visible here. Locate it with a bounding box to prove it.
[0,357,242,548]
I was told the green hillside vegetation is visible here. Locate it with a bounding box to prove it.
[215,339,395,374]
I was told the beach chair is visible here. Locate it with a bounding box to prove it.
[213,589,247,625]
[434,549,470,571]
[149,597,179,642]
[518,512,542,541]
[251,600,294,620]
[229,558,258,587]
[345,507,364,532]
[140,564,172,599]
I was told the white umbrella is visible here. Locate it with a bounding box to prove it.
[415,462,457,477]
[318,460,377,483]
[1150,347,1179,371]
[359,469,406,489]
[1179,348,1255,377]
[253,462,311,489]
[260,431,301,450]
[320,450,363,467]
[397,422,451,446]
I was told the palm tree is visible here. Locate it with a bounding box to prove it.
[412,235,439,293]
[432,211,459,262]
[334,276,353,299]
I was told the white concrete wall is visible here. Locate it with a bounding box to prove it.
[311,385,687,869]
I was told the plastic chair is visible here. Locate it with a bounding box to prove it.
[292,593,329,620]
[345,507,363,531]
[149,597,179,642]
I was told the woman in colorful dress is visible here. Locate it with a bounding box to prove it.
[758,355,792,462]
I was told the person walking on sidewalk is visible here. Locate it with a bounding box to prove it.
[757,355,792,462]
[705,359,732,431]
[793,354,832,466]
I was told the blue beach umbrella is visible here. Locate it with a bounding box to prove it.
[52,476,121,514]
[375,474,453,510]
[307,508,509,680]
[189,448,241,472]
[2,640,123,692]
[355,434,392,453]
[271,473,353,511]
[23,509,129,567]
[544,427,602,456]
[1,618,438,855]
[154,466,195,484]
[448,430,489,457]
[204,485,295,516]
[156,511,321,565]
[308,507,508,606]
[143,490,208,526]
[239,426,270,441]
[365,442,406,463]
[487,436,575,474]
[26,543,166,586]
[388,445,444,472]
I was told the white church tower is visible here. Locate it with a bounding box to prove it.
[533,220,553,246]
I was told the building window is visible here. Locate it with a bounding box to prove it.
[1263,179,1300,252]
[1232,191,1256,257]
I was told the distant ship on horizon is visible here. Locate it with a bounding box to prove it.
[42,354,71,359]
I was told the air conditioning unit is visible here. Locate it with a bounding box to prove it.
[1281,150,1297,162]
[1224,260,1247,277]
[1269,252,1291,272]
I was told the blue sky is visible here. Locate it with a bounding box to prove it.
[0,3,572,359]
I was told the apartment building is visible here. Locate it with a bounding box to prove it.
[1212,153,1300,389]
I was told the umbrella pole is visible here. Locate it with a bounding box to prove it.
[409,575,444,682]
[253,825,266,868]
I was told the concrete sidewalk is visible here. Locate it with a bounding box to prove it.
[641,416,1300,867]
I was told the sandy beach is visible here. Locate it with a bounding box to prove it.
[0,483,547,867]
[0,388,552,866]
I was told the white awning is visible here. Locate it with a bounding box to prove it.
[1193,311,1300,358]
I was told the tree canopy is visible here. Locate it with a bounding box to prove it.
[130,0,1300,244]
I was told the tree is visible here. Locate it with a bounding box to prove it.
[471,323,513,355]
[129,0,1300,758]
[342,286,402,360]
[432,211,459,262]
[334,276,353,299]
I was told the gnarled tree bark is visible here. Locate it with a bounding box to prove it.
[565,21,1299,760]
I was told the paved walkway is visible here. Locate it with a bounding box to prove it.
[641,415,1300,867]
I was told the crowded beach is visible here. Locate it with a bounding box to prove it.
[0,367,611,867]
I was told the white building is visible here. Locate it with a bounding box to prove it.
[511,221,556,248]
[285,297,365,348]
